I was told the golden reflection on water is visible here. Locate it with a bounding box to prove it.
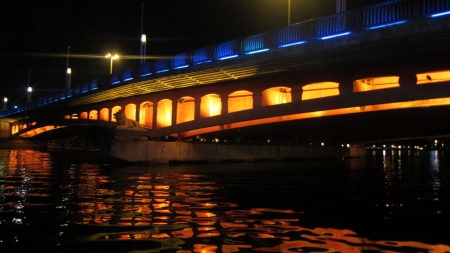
[1,150,450,252]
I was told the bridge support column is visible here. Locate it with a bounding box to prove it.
[0,119,10,139]
[399,72,418,88]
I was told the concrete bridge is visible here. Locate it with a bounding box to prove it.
[2,0,450,147]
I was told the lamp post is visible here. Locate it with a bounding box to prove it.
[66,46,72,89]
[2,97,7,111]
[288,0,291,25]
[27,87,32,103]
[105,53,119,74]
[140,34,147,64]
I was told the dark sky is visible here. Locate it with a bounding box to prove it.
[0,0,386,106]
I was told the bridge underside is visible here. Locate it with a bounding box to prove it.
[184,105,450,145]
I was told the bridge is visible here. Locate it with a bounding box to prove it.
[2,0,450,147]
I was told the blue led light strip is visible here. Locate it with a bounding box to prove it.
[320,32,351,40]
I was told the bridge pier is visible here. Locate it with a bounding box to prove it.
[0,118,10,139]
[108,129,366,164]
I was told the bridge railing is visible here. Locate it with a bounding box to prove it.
[3,0,450,119]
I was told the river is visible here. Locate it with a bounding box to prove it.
[0,148,449,252]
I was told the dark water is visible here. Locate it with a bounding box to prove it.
[1,149,450,253]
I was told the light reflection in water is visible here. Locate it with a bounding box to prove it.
[0,150,449,252]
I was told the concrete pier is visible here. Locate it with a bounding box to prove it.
[109,129,366,164]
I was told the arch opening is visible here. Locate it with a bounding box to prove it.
[125,104,136,121]
[100,108,109,121]
[157,99,172,128]
[139,102,153,128]
[353,76,399,92]
[201,94,221,118]
[302,82,340,100]
[89,110,98,120]
[111,106,121,122]
[177,96,195,124]
[262,87,292,106]
[417,70,450,85]
[228,90,253,113]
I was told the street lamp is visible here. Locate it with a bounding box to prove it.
[105,53,119,74]
[140,34,147,64]
[27,87,32,103]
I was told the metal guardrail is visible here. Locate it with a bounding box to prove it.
[3,0,450,118]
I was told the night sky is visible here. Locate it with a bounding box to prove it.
[0,0,386,107]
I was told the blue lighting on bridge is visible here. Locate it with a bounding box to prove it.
[320,32,351,40]
[366,20,407,30]
[218,55,238,60]
[156,69,169,74]
[111,80,121,85]
[246,48,270,55]
[278,41,306,48]
[140,73,152,77]
[123,77,134,82]
[194,60,212,65]
[431,11,450,17]
[173,65,189,69]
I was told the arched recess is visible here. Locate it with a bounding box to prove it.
[80,112,88,119]
[157,99,172,128]
[100,108,109,121]
[89,110,98,120]
[71,113,79,119]
[200,94,221,118]
[261,87,292,106]
[177,96,195,124]
[417,70,450,85]
[228,90,253,113]
[353,76,399,92]
[139,102,153,128]
[111,106,121,122]
[64,115,70,119]
[125,104,136,121]
[302,82,340,100]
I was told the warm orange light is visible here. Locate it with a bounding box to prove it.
[100,108,109,121]
[228,90,253,113]
[157,99,172,128]
[417,70,450,85]
[125,104,136,121]
[139,101,153,128]
[302,82,339,100]
[262,87,292,106]
[177,96,195,124]
[111,106,121,122]
[353,76,399,92]
[89,110,98,120]
[201,94,221,118]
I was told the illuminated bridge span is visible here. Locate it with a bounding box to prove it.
[3,0,450,143]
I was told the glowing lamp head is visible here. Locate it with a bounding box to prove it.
[27,87,32,92]
[3,97,7,102]
[141,34,147,43]
[67,68,72,74]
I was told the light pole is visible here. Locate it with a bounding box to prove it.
[66,46,72,89]
[2,97,7,111]
[288,0,291,25]
[105,53,119,74]
[27,87,32,103]
[140,34,147,64]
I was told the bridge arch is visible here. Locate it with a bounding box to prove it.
[100,108,109,121]
[157,99,172,128]
[262,87,292,106]
[352,76,400,92]
[111,106,121,122]
[139,101,153,128]
[89,110,98,120]
[125,104,136,121]
[228,90,253,113]
[80,112,88,120]
[302,82,340,100]
[201,94,221,118]
[177,96,195,124]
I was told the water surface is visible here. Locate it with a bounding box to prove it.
[0,149,449,252]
